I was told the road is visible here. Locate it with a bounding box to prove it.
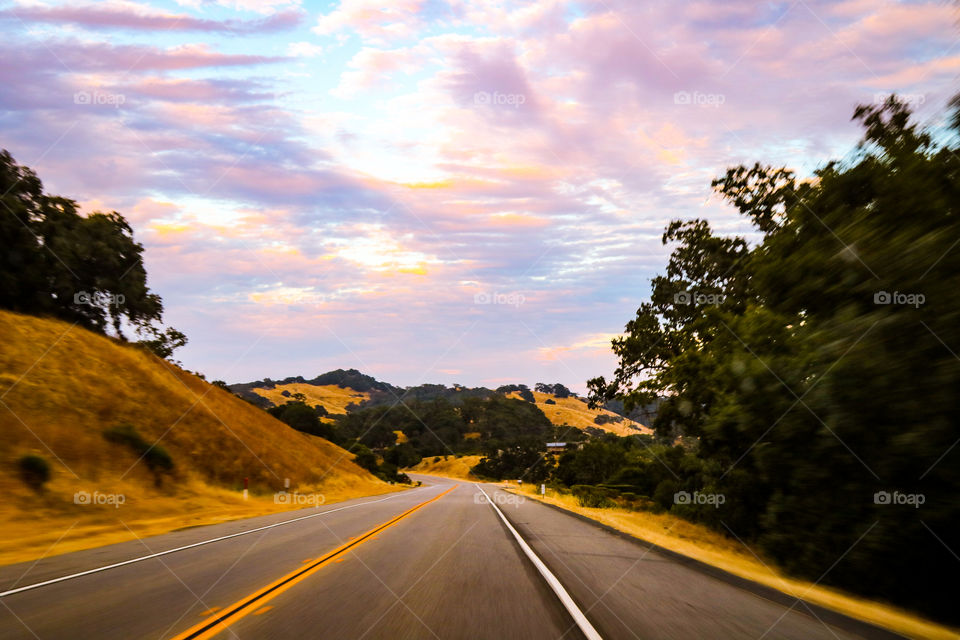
[0,476,901,639]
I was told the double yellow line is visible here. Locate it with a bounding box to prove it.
[170,485,457,640]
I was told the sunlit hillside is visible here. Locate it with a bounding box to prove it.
[251,383,371,423]
[509,391,652,436]
[0,310,396,564]
[248,378,651,438]
[406,455,484,480]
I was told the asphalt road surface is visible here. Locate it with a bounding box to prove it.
[0,476,900,639]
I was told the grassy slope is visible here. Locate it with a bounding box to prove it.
[510,390,652,436]
[406,455,484,481]
[508,485,958,640]
[250,382,650,437]
[0,310,398,565]
[251,383,371,423]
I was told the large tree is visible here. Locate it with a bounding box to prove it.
[588,97,960,623]
[0,150,171,343]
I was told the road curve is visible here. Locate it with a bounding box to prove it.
[0,476,898,639]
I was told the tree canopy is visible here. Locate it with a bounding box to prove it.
[587,96,960,624]
[0,150,183,356]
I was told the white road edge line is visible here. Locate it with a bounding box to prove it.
[474,484,604,640]
[0,487,431,598]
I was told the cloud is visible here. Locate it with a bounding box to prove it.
[1,2,303,33]
[0,39,286,73]
[2,0,956,389]
[286,41,324,57]
[313,0,428,43]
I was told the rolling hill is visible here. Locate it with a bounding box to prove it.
[232,374,650,437]
[506,390,652,436]
[0,310,396,564]
[249,383,371,424]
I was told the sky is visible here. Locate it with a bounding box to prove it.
[1,0,957,392]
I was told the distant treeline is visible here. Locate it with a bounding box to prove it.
[229,373,655,419]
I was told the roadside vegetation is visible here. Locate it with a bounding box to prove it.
[507,483,959,640]
[576,97,960,626]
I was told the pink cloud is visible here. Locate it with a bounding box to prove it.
[313,0,428,42]
[1,3,303,33]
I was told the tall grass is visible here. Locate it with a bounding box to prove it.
[0,310,397,563]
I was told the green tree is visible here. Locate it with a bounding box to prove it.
[0,150,184,355]
[588,96,960,623]
[268,401,334,440]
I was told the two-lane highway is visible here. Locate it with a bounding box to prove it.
[0,477,899,639]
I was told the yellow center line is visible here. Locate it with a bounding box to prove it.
[168,485,457,640]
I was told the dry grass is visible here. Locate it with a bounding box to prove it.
[251,383,370,422]
[406,455,484,481]
[508,485,959,640]
[0,310,401,565]
[509,391,651,436]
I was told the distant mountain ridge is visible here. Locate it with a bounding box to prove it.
[229,371,653,435]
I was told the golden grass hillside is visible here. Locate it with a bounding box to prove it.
[0,310,399,565]
[406,455,484,481]
[507,484,959,640]
[509,390,652,436]
[250,383,370,423]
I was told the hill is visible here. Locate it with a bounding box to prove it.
[229,369,396,410]
[246,383,371,424]
[0,310,396,565]
[508,390,652,437]
[406,455,485,480]
[232,373,649,436]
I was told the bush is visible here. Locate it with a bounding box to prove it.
[18,454,50,492]
[572,485,615,508]
[267,401,333,439]
[349,444,379,474]
[102,424,174,477]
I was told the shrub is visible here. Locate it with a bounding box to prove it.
[103,424,174,477]
[572,484,615,508]
[18,454,51,492]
